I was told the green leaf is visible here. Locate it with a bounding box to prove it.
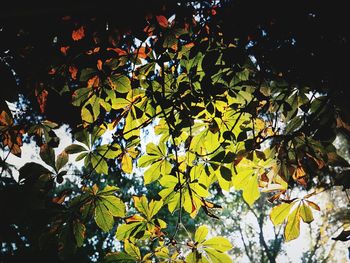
[81,106,94,123]
[186,252,199,263]
[91,154,109,174]
[285,116,302,133]
[232,170,260,207]
[80,68,97,81]
[65,144,87,154]
[270,203,292,226]
[204,248,232,263]
[104,252,136,263]
[110,75,131,93]
[96,144,122,159]
[56,151,68,171]
[124,239,141,260]
[95,202,114,232]
[202,237,232,252]
[73,220,86,247]
[99,196,126,218]
[300,203,314,223]
[147,199,163,220]
[143,159,172,184]
[98,185,120,195]
[284,205,301,241]
[137,155,160,167]
[195,225,209,243]
[116,222,144,240]
[76,152,88,162]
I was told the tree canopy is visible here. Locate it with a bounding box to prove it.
[1,1,350,262]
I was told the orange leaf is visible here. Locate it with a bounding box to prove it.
[171,43,178,51]
[124,215,145,223]
[107,47,127,56]
[86,47,100,55]
[156,15,168,28]
[184,42,195,49]
[97,60,103,71]
[292,166,306,180]
[136,47,148,59]
[72,26,85,41]
[60,46,70,55]
[69,66,78,80]
[87,75,100,88]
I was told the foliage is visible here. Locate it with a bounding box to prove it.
[1,0,350,262]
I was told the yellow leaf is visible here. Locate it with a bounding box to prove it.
[284,205,301,241]
[300,203,314,223]
[270,203,293,225]
[122,154,133,174]
[124,239,141,260]
[195,225,209,243]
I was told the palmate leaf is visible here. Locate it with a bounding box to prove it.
[78,185,125,232]
[124,239,141,261]
[232,169,259,206]
[109,74,131,93]
[138,142,172,184]
[187,225,233,263]
[203,248,232,263]
[284,205,301,241]
[270,199,319,241]
[116,196,166,241]
[270,202,293,225]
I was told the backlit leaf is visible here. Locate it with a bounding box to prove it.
[195,225,209,243]
[270,203,293,226]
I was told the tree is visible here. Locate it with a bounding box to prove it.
[1,1,350,262]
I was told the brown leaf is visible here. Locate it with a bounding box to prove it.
[35,88,49,113]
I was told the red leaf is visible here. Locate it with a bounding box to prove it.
[156,15,168,28]
[72,26,85,41]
